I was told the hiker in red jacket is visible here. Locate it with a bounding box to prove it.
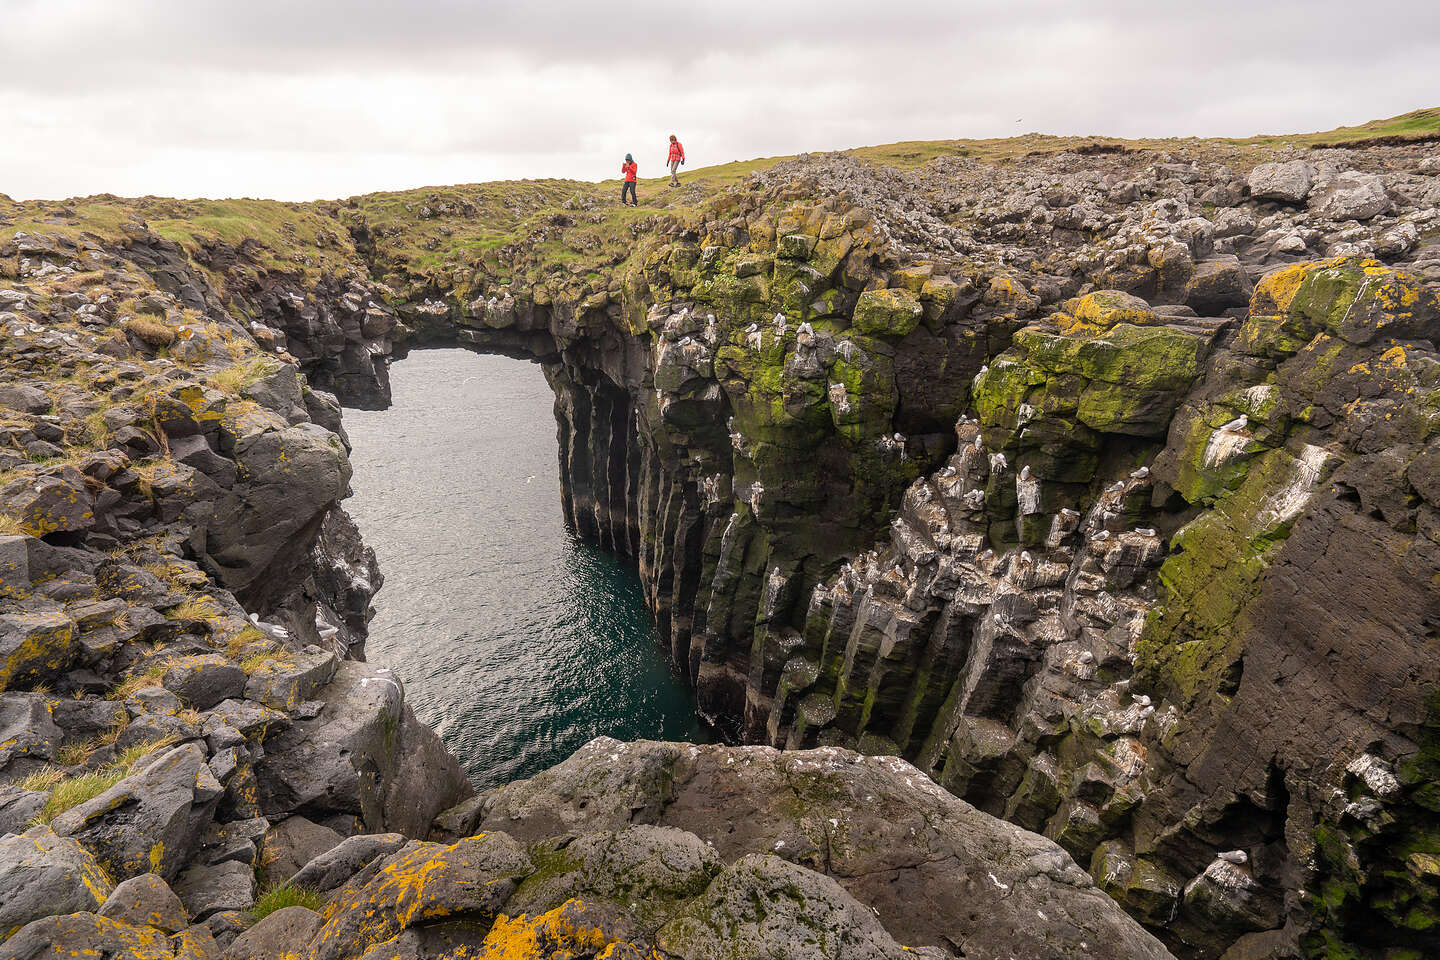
[667,135,685,187]
[620,153,638,206]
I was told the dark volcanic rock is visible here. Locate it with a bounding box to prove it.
[0,828,113,936]
[96,873,189,933]
[465,738,1174,960]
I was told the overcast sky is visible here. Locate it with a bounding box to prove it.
[3,0,1437,202]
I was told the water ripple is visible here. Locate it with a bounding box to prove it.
[342,349,707,789]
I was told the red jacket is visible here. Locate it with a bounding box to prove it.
[622,161,637,182]
[668,141,685,163]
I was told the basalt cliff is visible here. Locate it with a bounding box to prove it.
[1,110,1439,960]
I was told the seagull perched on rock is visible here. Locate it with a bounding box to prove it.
[1220,415,1248,432]
[248,612,290,641]
[1078,651,1095,664]
[1091,530,1112,542]
[1019,465,1032,481]
[1108,480,1126,493]
[1218,850,1248,865]
[1130,466,1150,479]
[1137,527,1157,537]
[1020,551,1033,564]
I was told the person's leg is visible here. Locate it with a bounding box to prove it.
[622,181,635,205]
[670,160,680,186]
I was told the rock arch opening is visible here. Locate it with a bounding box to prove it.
[339,348,706,788]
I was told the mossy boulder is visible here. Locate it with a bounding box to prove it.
[852,288,923,338]
[655,853,918,960]
[509,825,720,936]
[1066,290,1158,331]
[1241,257,1440,358]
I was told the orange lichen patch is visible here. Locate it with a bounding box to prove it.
[1051,311,1104,338]
[1068,290,1157,331]
[1251,262,1312,314]
[476,901,642,959]
[5,912,172,959]
[309,835,532,960]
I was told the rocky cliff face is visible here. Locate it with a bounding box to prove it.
[1,125,1438,958]
[0,225,472,938]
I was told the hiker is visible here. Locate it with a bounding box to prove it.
[667,134,685,186]
[621,154,638,206]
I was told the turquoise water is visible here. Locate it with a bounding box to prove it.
[342,349,706,790]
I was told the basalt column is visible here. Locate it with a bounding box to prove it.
[549,366,641,555]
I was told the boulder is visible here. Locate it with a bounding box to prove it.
[255,661,471,835]
[201,910,253,949]
[51,742,217,880]
[1247,161,1314,203]
[202,699,290,741]
[172,924,224,960]
[173,859,256,921]
[0,535,30,599]
[0,785,48,833]
[656,853,917,960]
[164,655,247,711]
[223,906,322,960]
[242,645,337,711]
[1185,256,1254,314]
[0,611,77,691]
[289,832,408,893]
[1,473,96,538]
[0,827,114,936]
[257,815,343,883]
[469,739,1174,960]
[0,693,60,774]
[0,384,50,415]
[852,288,923,337]
[1308,170,1390,221]
[51,696,128,740]
[508,825,721,936]
[1067,289,1157,328]
[208,421,351,606]
[97,872,189,933]
[0,912,174,960]
[305,834,533,960]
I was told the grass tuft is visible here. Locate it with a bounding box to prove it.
[107,662,170,701]
[252,883,327,918]
[28,734,180,824]
[123,316,178,348]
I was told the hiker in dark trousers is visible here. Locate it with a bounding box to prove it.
[621,154,638,206]
[667,134,685,186]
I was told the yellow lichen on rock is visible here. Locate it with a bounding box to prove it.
[1068,290,1157,330]
[475,901,641,959]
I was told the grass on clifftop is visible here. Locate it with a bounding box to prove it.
[2,106,1434,294]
